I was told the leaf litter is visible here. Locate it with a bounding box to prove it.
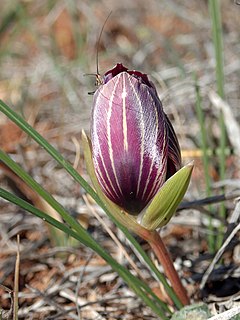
[0,0,240,319]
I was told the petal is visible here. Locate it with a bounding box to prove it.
[164,113,182,179]
[91,71,168,214]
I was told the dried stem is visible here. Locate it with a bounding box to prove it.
[139,228,190,306]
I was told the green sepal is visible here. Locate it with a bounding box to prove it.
[138,163,193,231]
[81,130,144,234]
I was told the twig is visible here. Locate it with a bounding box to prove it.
[224,199,240,238]
[25,285,65,311]
[200,217,240,289]
[229,200,240,225]
[60,289,105,320]
[209,90,240,157]
[75,252,94,320]
[62,290,133,309]
[83,194,145,280]
[178,191,240,211]
[13,234,20,320]
[207,306,240,320]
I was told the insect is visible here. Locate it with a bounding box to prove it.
[86,12,112,95]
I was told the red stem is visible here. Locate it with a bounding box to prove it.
[139,228,190,306]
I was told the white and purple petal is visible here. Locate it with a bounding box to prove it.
[91,64,180,214]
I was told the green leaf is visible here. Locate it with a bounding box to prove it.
[0,99,181,311]
[139,163,193,230]
[170,303,211,320]
[82,129,182,309]
[0,180,167,318]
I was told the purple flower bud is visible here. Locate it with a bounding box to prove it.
[91,63,181,214]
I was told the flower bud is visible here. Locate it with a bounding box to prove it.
[91,63,181,214]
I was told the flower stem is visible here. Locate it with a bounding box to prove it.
[139,229,190,306]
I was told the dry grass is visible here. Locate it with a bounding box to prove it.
[0,0,240,319]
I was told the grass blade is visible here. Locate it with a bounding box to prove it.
[13,235,20,320]
[194,76,215,252]
[0,157,169,318]
[0,187,170,318]
[208,0,226,247]
[0,99,182,308]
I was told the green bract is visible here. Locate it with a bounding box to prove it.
[138,163,193,230]
[82,130,193,232]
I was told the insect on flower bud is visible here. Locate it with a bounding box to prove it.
[91,63,181,215]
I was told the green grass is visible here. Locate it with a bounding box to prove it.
[0,99,185,317]
[208,0,226,249]
[194,75,215,253]
[0,0,232,315]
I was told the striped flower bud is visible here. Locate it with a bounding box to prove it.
[91,63,181,215]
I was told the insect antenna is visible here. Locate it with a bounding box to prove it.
[95,11,112,85]
[85,12,112,94]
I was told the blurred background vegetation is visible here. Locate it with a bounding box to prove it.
[1,0,240,247]
[1,0,239,135]
[0,1,239,140]
[1,0,240,246]
[1,1,240,318]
